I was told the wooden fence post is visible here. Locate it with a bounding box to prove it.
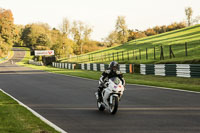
[169,45,175,59]
[117,52,119,61]
[146,48,148,60]
[185,42,188,56]
[139,49,141,60]
[160,46,164,60]
[127,51,129,60]
[169,45,171,59]
[122,51,124,61]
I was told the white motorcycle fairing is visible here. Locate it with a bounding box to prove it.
[95,77,125,114]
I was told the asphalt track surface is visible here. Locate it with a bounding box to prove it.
[1,48,200,133]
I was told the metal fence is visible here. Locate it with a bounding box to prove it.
[67,41,200,63]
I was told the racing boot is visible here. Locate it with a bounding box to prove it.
[98,87,103,102]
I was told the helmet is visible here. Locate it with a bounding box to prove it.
[109,61,119,72]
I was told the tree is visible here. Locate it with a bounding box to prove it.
[21,23,51,49]
[52,37,74,58]
[59,18,70,37]
[71,21,92,54]
[153,26,161,34]
[36,33,50,46]
[185,7,193,26]
[0,8,15,56]
[105,31,118,47]
[82,40,103,53]
[160,25,167,33]
[192,16,200,24]
[145,28,156,36]
[115,16,129,44]
[13,24,24,46]
[0,36,8,57]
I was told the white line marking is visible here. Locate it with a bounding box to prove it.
[0,88,67,133]
[47,71,97,81]
[30,107,200,111]
[126,83,200,94]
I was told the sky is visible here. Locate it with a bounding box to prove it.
[0,0,200,41]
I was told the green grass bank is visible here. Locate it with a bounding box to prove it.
[64,24,200,64]
[0,90,60,133]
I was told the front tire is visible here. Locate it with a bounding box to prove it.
[109,96,118,114]
[97,100,105,111]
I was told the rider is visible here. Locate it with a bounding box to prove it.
[98,61,125,101]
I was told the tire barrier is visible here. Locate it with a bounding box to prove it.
[29,60,43,66]
[52,62,76,70]
[140,64,200,78]
[52,62,134,74]
[80,63,133,74]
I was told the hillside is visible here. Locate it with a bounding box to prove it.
[65,24,200,64]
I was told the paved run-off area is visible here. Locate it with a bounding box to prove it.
[0,48,200,133]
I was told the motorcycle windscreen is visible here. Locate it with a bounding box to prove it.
[110,77,121,85]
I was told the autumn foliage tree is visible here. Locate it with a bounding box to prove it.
[105,31,118,47]
[115,16,129,44]
[185,7,193,26]
[71,21,93,54]
[127,22,186,42]
[21,23,51,49]
[0,8,15,57]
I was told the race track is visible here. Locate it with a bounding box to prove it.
[0,48,200,133]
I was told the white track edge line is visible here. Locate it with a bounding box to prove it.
[47,71,200,94]
[0,88,67,133]
[47,71,97,81]
[126,83,200,94]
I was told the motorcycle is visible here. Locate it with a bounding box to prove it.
[95,77,125,114]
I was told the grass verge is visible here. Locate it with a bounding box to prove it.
[0,90,60,133]
[17,48,200,92]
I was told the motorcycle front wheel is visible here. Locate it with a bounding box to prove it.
[109,96,119,114]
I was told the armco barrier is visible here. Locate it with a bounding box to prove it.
[29,60,43,66]
[140,64,200,78]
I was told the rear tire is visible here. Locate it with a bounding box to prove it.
[97,100,105,111]
[109,96,118,114]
